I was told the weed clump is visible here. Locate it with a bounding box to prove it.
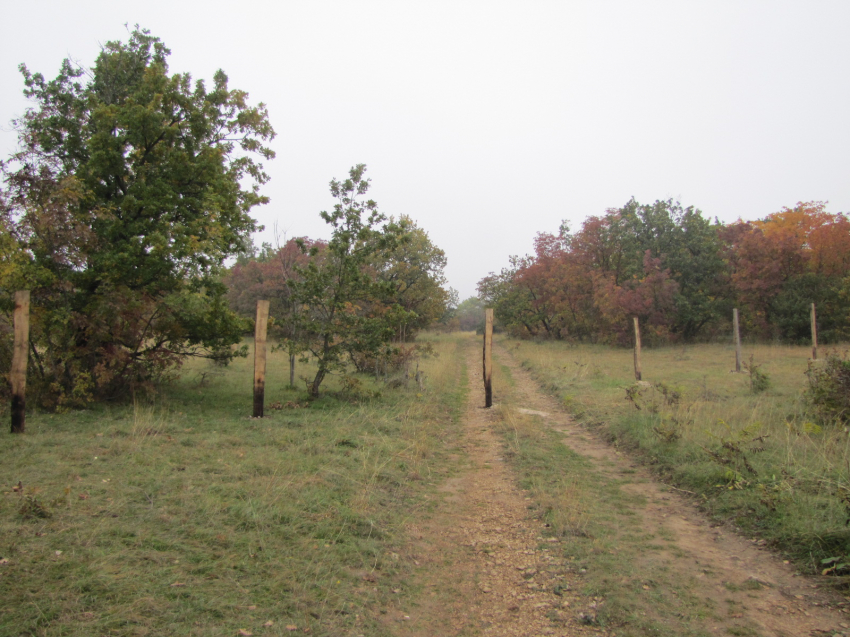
[624,382,681,413]
[806,351,850,423]
[744,356,771,394]
[821,555,850,576]
[338,375,381,401]
[19,495,51,520]
[702,420,768,487]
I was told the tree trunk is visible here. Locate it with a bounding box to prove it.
[309,368,325,398]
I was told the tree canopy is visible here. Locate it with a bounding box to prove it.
[0,27,275,408]
[374,216,449,339]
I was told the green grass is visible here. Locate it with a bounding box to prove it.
[501,337,850,574]
[0,334,466,637]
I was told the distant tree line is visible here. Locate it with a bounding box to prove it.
[478,200,850,345]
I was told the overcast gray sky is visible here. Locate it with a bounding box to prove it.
[2,1,849,299]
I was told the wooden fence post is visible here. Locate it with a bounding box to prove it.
[633,317,642,381]
[253,300,270,418]
[733,308,742,372]
[483,308,494,408]
[11,290,30,434]
[811,303,818,360]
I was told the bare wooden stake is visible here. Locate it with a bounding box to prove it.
[811,302,818,360]
[733,308,742,372]
[11,290,30,434]
[483,308,494,407]
[415,361,424,390]
[633,317,642,381]
[253,300,270,418]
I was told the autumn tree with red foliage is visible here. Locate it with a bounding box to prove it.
[479,199,849,345]
[723,202,850,341]
[481,199,727,344]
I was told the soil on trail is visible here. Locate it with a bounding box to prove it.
[395,345,599,637]
[396,339,850,637]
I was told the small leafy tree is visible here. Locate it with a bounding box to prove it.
[224,237,326,387]
[290,165,409,398]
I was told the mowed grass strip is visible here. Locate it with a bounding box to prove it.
[486,350,724,637]
[0,333,466,637]
[502,337,850,573]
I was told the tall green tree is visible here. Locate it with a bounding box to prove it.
[376,216,449,339]
[617,199,727,339]
[478,255,538,336]
[290,165,408,398]
[0,27,274,407]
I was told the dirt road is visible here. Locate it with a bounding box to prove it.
[396,339,850,637]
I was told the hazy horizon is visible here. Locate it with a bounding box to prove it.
[3,1,848,299]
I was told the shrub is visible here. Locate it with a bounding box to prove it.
[806,351,850,423]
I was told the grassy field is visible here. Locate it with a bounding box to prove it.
[502,337,850,574]
[0,334,466,637]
